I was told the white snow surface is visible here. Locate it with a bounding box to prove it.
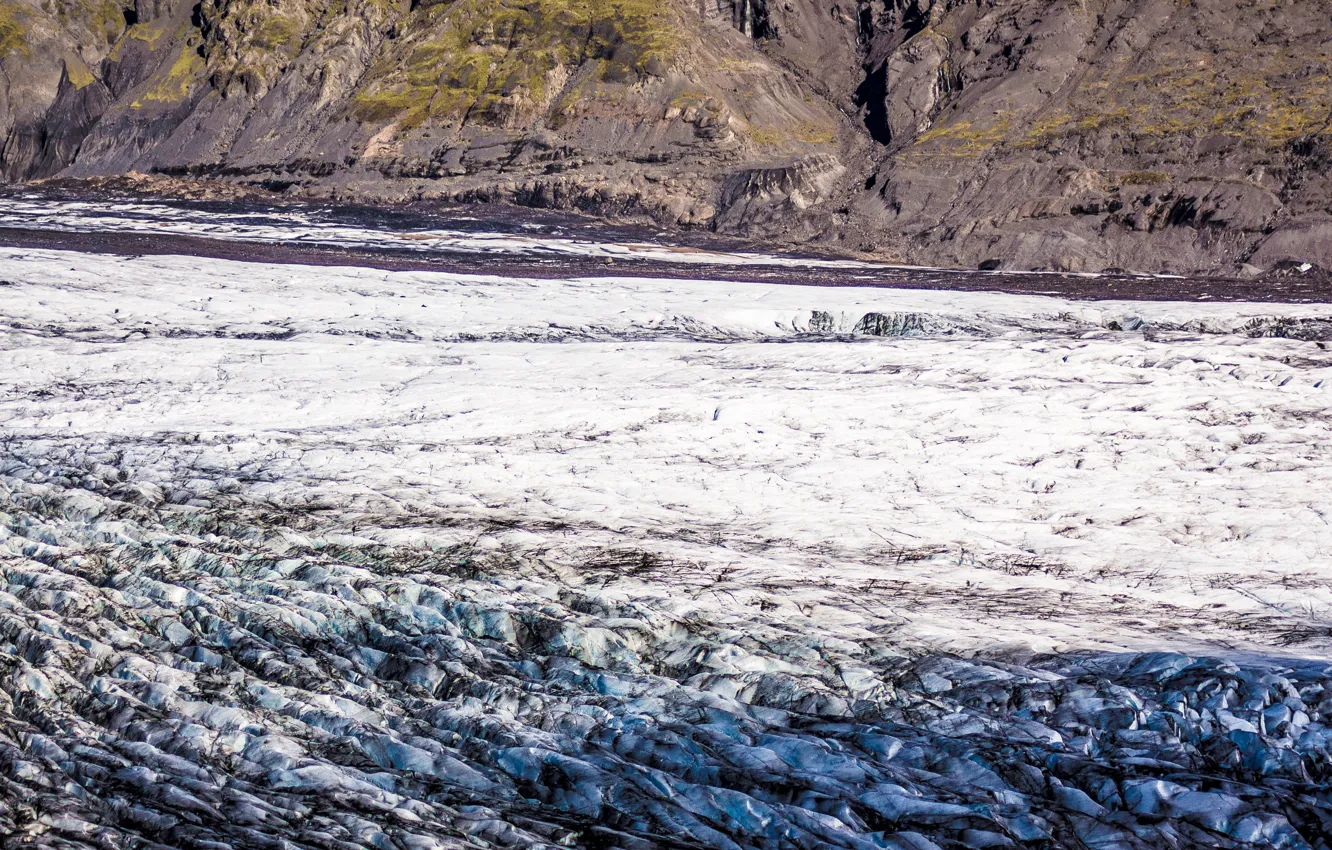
[3,246,1332,661]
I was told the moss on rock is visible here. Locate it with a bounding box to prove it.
[132,40,205,107]
[1019,46,1332,153]
[0,0,29,58]
[63,51,96,88]
[352,0,682,127]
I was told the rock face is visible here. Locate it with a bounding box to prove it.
[2,0,1332,272]
[0,0,851,230]
[852,0,1332,273]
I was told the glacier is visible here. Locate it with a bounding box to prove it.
[0,245,1330,849]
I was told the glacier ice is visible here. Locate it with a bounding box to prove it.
[0,247,1329,848]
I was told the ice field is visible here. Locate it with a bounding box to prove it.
[1,244,1331,849]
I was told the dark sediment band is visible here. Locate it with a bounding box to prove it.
[3,226,1332,303]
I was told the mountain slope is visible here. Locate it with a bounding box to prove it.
[1,0,1331,274]
[854,0,1332,272]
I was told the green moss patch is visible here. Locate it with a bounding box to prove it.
[64,52,97,88]
[254,14,303,50]
[1022,47,1332,152]
[131,42,205,108]
[907,115,1013,160]
[0,1,29,58]
[354,0,682,127]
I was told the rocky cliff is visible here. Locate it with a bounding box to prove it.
[1,0,1330,274]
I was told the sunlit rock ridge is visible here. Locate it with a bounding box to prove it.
[1,245,1332,848]
[2,0,1332,273]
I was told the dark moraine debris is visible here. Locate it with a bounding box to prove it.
[10,221,1332,304]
